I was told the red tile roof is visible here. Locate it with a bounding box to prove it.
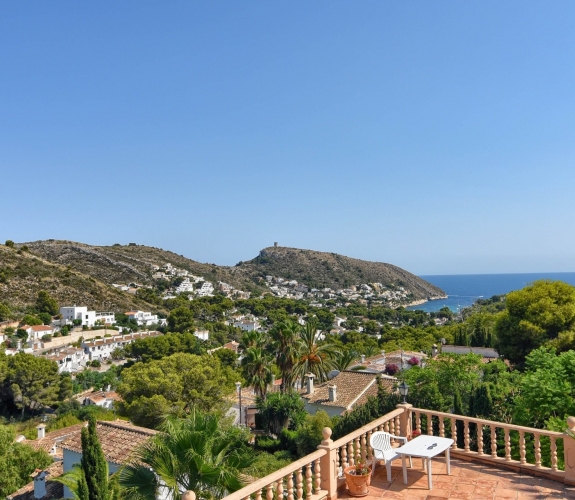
[7,462,64,500]
[60,420,158,465]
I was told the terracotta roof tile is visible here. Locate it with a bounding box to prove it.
[7,462,63,500]
[23,423,87,457]
[30,325,53,332]
[60,420,158,465]
[301,371,397,410]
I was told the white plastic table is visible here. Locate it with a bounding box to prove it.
[394,435,454,489]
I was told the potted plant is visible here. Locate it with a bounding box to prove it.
[409,429,421,441]
[344,461,371,497]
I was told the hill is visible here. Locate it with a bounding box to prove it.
[23,240,445,302]
[241,246,445,299]
[0,245,159,314]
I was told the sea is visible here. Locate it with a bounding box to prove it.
[407,272,575,313]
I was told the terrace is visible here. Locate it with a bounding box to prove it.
[215,404,575,500]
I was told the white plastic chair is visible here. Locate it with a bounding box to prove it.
[370,431,412,482]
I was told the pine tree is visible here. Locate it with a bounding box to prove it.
[81,417,109,500]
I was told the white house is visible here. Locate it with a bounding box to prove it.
[27,325,55,341]
[83,389,122,409]
[196,281,214,297]
[125,310,163,327]
[233,319,259,332]
[82,331,163,360]
[59,306,116,328]
[43,347,88,373]
[194,329,209,341]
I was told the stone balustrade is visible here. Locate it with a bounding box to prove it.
[410,406,574,483]
[221,448,328,500]
[193,405,575,500]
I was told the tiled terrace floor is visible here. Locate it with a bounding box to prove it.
[338,458,575,500]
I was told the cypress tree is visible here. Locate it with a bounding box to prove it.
[453,390,465,449]
[81,417,109,500]
[470,384,493,418]
[77,471,90,500]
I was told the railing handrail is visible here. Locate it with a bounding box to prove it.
[412,407,564,438]
[223,449,327,500]
[330,407,404,449]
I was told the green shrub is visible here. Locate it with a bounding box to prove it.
[254,435,282,453]
[295,411,333,457]
[279,428,299,456]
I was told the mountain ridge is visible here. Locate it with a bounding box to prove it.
[21,240,445,304]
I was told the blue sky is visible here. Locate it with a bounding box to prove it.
[1,1,575,275]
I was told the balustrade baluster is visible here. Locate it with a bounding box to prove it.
[534,434,541,468]
[354,437,361,463]
[287,473,294,500]
[439,417,445,438]
[450,417,457,449]
[366,430,373,462]
[415,411,421,434]
[427,414,433,436]
[384,421,389,433]
[341,445,348,469]
[490,426,497,458]
[464,420,470,452]
[360,434,367,462]
[477,424,483,455]
[504,428,511,461]
[395,416,401,436]
[519,431,526,464]
[305,463,313,499]
[390,418,395,436]
[551,437,558,471]
[276,477,284,499]
[314,458,321,493]
[296,468,303,500]
[255,489,263,500]
[266,483,274,500]
[348,441,355,467]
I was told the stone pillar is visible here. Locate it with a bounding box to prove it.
[564,416,575,486]
[396,403,413,438]
[317,427,338,500]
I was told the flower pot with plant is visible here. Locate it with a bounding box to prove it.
[343,461,371,497]
[409,430,421,441]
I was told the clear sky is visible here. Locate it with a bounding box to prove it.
[1,1,574,275]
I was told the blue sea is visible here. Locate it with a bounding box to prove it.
[407,272,575,313]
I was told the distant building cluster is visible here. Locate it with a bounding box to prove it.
[263,275,411,307]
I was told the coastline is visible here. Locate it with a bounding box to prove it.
[404,295,448,308]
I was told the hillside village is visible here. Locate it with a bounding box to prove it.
[4,242,575,500]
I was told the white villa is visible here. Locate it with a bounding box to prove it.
[59,306,116,328]
[125,310,165,327]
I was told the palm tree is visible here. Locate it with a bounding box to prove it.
[119,412,256,500]
[241,346,273,398]
[331,349,360,371]
[239,330,266,350]
[269,319,301,392]
[294,318,337,383]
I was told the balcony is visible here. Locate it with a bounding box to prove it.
[215,405,575,500]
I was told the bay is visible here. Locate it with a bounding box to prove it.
[407,272,575,313]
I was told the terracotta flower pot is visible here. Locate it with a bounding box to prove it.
[343,466,371,497]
